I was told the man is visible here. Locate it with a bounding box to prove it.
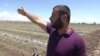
[17,5,86,56]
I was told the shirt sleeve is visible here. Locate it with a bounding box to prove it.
[46,23,55,34]
[75,37,87,56]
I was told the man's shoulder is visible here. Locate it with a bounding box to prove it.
[46,22,55,34]
[72,31,85,45]
[71,31,84,41]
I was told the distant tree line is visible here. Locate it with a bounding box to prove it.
[77,22,97,25]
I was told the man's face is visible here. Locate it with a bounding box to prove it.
[49,7,64,30]
[50,7,60,23]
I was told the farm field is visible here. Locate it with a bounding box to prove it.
[0,21,100,56]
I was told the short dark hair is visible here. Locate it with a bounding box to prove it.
[53,5,71,24]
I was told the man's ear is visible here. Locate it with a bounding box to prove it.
[61,14,68,21]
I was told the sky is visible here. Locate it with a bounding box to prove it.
[0,0,100,24]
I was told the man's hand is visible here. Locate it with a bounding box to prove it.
[17,7,27,16]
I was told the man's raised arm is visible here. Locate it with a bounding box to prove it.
[17,7,47,32]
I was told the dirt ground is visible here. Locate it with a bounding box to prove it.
[84,30,100,56]
[0,42,32,56]
[0,31,100,56]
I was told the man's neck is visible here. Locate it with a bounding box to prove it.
[58,25,72,36]
[58,26,68,35]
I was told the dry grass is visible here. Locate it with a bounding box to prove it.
[0,21,100,56]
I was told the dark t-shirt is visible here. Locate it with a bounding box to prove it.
[46,24,86,56]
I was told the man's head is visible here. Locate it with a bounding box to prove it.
[49,5,71,30]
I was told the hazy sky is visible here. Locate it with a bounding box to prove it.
[0,0,100,23]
